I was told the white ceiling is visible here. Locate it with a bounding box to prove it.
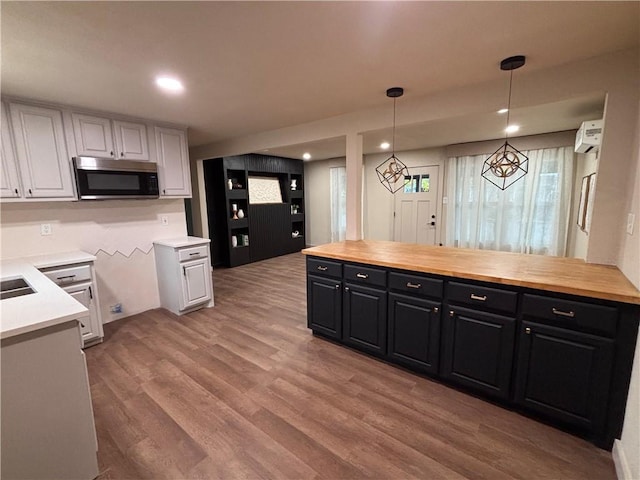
[2,2,638,158]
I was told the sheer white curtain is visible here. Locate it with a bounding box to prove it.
[330,166,347,242]
[445,146,574,256]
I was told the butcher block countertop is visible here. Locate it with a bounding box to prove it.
[302,240,640,305]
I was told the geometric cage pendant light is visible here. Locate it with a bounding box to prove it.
[481,55,529,190]
[376,87,410,193]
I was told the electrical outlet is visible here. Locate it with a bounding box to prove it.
[160,215,169,226]
[110,303,122,314]
[627,213,635,235]
[40,223,52,236]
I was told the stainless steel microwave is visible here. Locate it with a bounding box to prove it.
[73,157,159,200]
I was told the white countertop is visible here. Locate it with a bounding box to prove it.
[1,259,88,340]
[154,236,211,248]
[20,251,97,270]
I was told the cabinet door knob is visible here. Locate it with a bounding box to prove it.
[449,310,455,317]
[433,307,439,314]
[344,287,350,292]
[80,322,85,328]
[14,188,18,195]
[110,151,114,157]
[28,188,32,195]
[335,284,340,289]
[121,152,124,157]
[525,327,531,335]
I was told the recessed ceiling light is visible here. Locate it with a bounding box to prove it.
[302,152,311,160]
[497,108,509,114]
[380,142,390,150]
[155,76,184,93]
[505,125,520,134]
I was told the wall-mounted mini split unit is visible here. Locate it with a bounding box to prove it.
[575,119,603,154]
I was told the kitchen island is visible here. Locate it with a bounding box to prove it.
[1,258,99,480]
[302,240,640,449]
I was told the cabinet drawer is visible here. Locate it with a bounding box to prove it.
[42,264,91,285]
[522,294,617,337]
[178,245,209,262]
[344,264,387,288]
[307,258,342,279]
[447,281,517,314]
[389,272,443,298]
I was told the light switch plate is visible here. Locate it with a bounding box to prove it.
[627,213,635,235]
[160,215,169,226]
[40,224,52,236]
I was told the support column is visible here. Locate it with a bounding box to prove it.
[346,132,363,240]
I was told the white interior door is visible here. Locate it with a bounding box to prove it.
[393,166,440,245]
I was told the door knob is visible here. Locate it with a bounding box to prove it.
[430,221,436,226]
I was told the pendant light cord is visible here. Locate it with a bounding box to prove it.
[505,69,513,140]
[392,97,397,156]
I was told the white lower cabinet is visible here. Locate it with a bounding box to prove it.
[39,261,104,347]
[155,237,214,315]
[1,321,99,480]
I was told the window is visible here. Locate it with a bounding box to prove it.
[445,146,574,256]
[330,167,346,242]
[403,174,430,193]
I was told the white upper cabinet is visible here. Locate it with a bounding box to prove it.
[113,120,149,161]
[155,126,191,197]
[1,102,22,198]
[72,113,149,161]
[9,102,75,199]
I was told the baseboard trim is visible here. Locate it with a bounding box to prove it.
[612,439,632,480]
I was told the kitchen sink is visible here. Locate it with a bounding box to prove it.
[0,277,35,300]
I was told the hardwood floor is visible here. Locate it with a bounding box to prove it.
[87,252,616,479]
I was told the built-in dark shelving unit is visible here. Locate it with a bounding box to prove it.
[204,154,305,267]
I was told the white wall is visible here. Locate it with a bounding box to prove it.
[304,157,346,246]
[567,152,599,259]
[0,199,187,323]
[615,101,640,480]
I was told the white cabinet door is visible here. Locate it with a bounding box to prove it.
[155,126,191,197]
[180,258,212,310]
[71,113,115,158]
[64,284,95,341]
[113,120,149,161]
[1,103,22,198]
[9,103,75,199]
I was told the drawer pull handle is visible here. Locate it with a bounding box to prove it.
[189,252,201,256]
[449,310,455,317]
[470,294,487,301]
[56,274,76,281]
[317,266,328,271]
[406,282,421,289]
[525,327,531,334]
[356,273,369,279]
[552,308,575,318]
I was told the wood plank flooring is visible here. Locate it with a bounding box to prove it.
[86,253,616,479]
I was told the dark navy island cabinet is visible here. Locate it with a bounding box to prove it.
[305,255,640,450]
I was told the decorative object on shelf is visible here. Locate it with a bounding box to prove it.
[234,182,243,189]
[231,203,238,219]
[242,234,249,246]
[291,179,297,191]
[237,208,245,219]
[481,55,529,190]
[376,87,410,194]
[228,179,233,190]
[292,230,300,238]
[231,235,238,247]
[291,204,299,214]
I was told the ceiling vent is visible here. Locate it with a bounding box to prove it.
[575,119,603,154]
